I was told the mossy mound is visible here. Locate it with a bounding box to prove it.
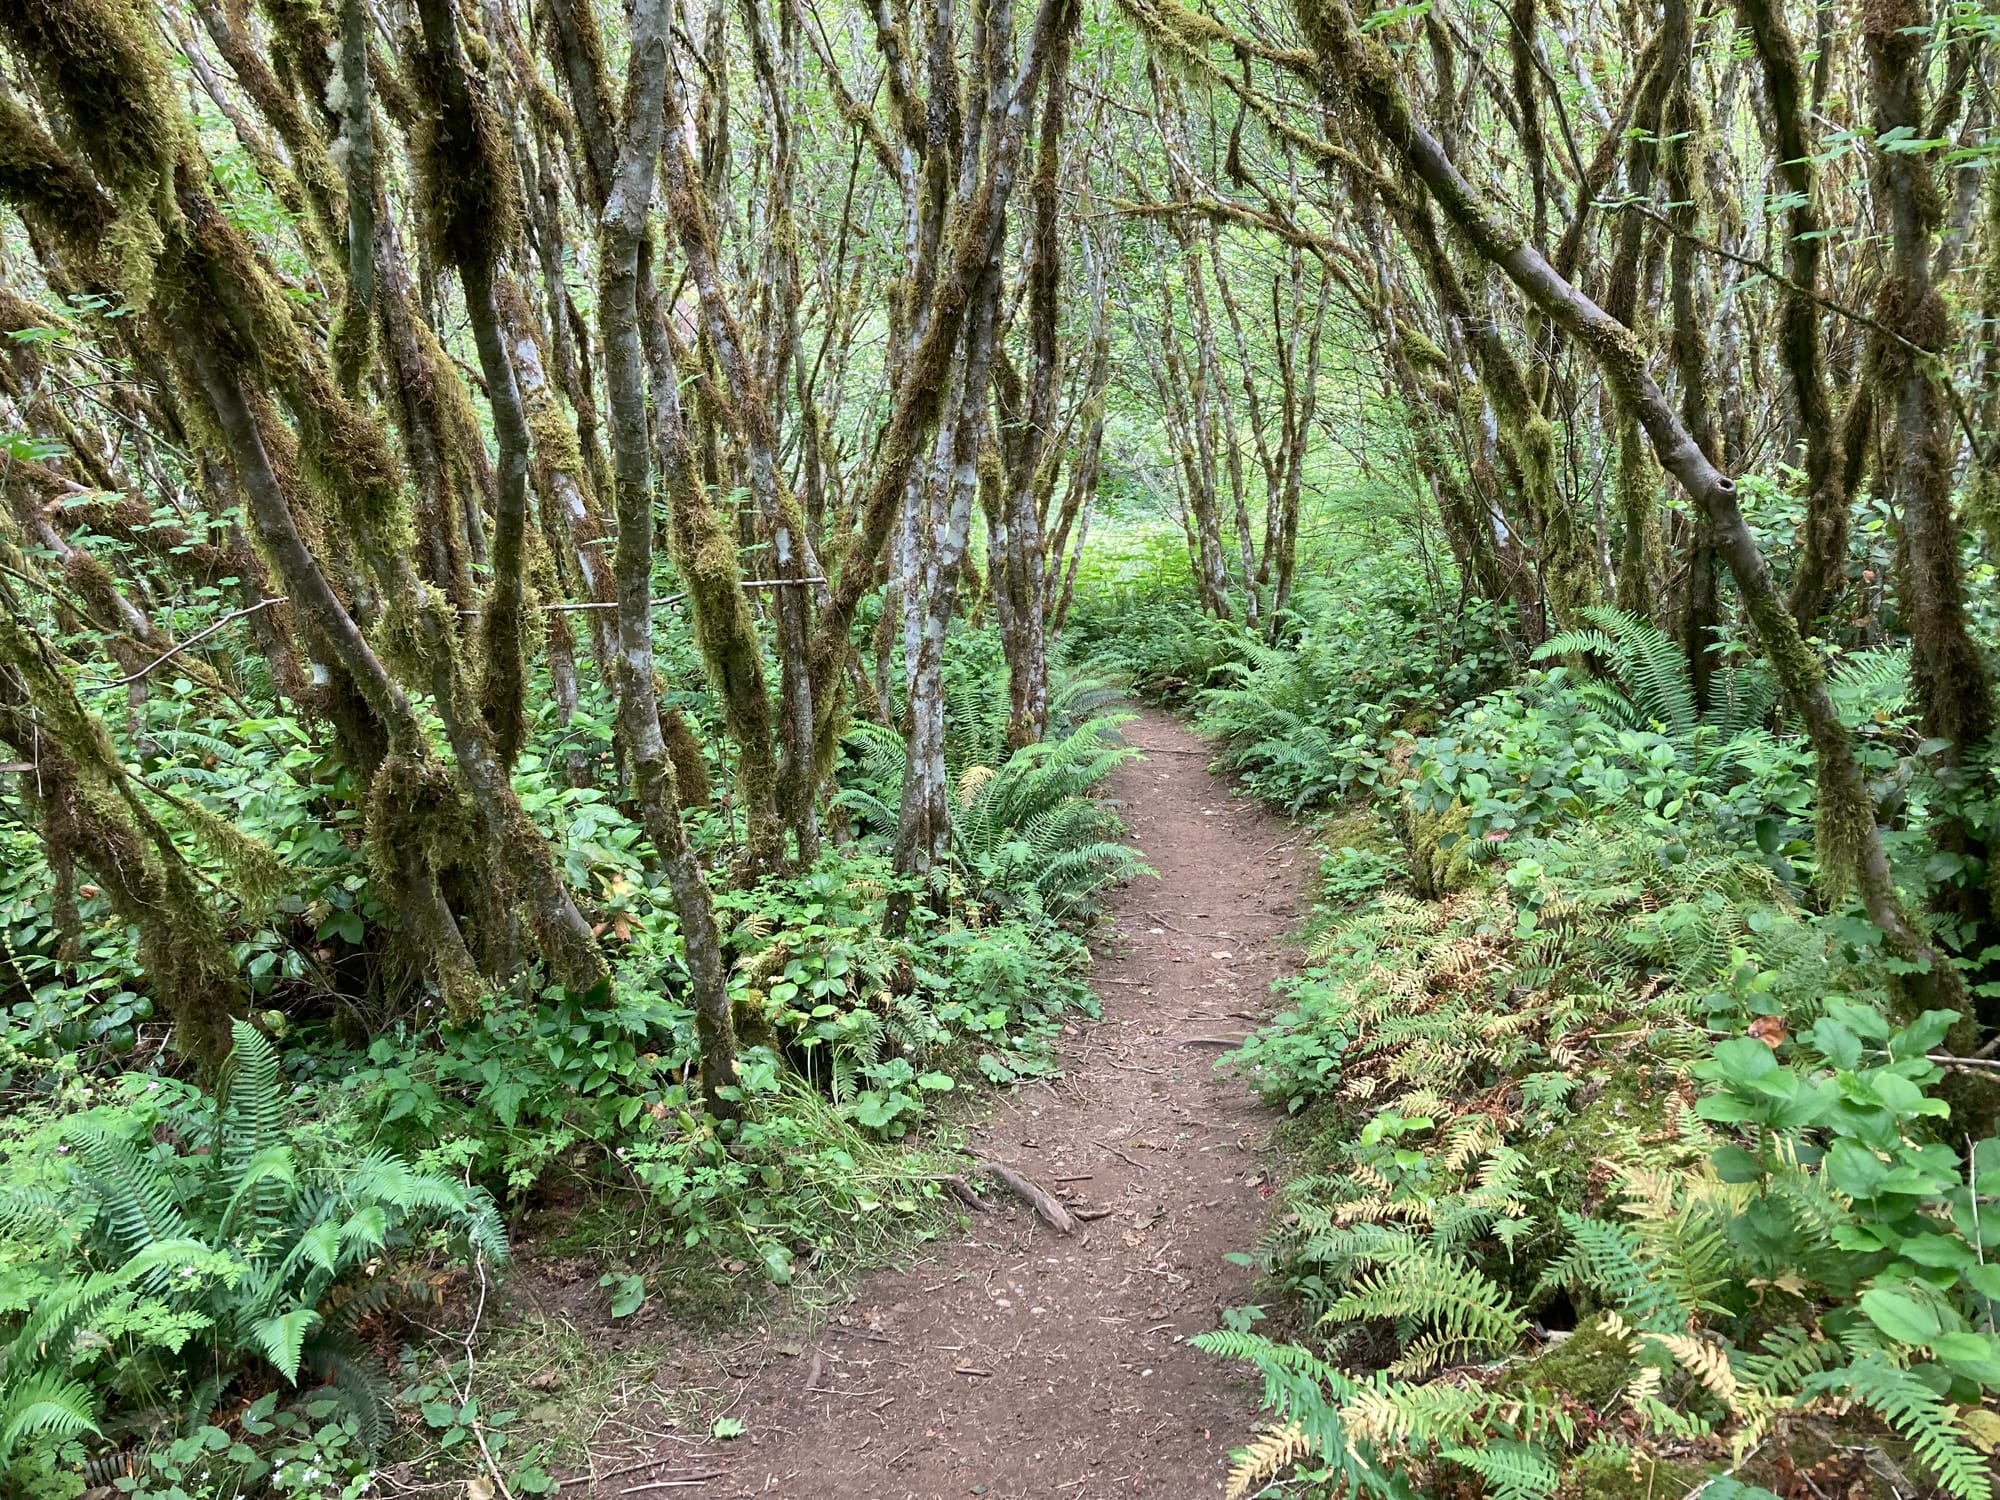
[1319,801,1397,855]
[1504,1314,1636,1411]
[1564,1448,1707,1500]
[1403,796,1474,898]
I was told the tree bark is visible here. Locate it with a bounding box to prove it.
[597,0,740,1116]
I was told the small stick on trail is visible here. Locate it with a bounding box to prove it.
[973,1160,1078,1232]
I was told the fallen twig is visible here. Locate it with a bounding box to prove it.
[974,1161,1077,1233]
[428,1255,514,1500]
[618,1476,724,1495]
[824,1323,891,1343]
[1929,1052,2000,1071]
[558,1456,674,1489]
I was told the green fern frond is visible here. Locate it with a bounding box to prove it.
[1738,1324,1839,1399]
[1323,1250,1526,1360]
[1538,1212,1690,1333]
[1437,1439,1559,1500]
[68,1124,188,1264]
[1807,1356,1992,1500]
[0,1372,101,1459]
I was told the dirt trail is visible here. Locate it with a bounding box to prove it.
[594,709,1310,1498]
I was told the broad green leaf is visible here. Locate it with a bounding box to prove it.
[1858,1285,1945,1346]
[1931,1331,2000,1384]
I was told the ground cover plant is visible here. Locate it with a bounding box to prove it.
[0,634,1128,1493]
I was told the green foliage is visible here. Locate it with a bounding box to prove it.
[840,715,1149,921]
[111,1395,373,1500]
[0,1023,503,1488]
[1066,588,1275,705]
[342,850,1092,1273]
[1090,566,2000,1499]
[398,1360,558,1497]
[1207,823,2000,1499]
[1534,606,1775,745]
[1403,669,1812,883]
[1076,576,1514,816]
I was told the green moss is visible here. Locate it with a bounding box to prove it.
[363,750,488,1019]
[528,403,590,492]
[1318,802,1394,855]
[0,94,118,259]
[1530,1069,1681,1210]
[0,0,183,221]
[1504,1314,1636,1411]
[0,613,243,1064]
[1396,321,1449,368]
[364,752,475,895]
[1403,798,1472,899]
[257,0,338,96]
[663,462,783,874]
[1565,1447,1706,1500]
[480,593,530,770]
[659,700,713,809]
[405,4,519,273]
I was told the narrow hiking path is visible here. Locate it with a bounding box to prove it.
[587,710,1311,1498]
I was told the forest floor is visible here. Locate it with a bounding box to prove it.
[557,709,1311,1498]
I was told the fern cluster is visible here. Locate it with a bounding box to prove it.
[1230,824,1795,1118]
[1204,808,1991,1500]
[839,713,1149,921]
[0,1022,503,1477]
[1533,605,1777,747]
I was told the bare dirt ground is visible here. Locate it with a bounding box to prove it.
[577,709,1311,1499]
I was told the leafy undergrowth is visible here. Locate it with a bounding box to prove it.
[0,646,1144,1497]
[1209,830,2000,1500]
[1084,578,2000,1500]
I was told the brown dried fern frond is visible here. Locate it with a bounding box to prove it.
[1225,1423,1313,1500]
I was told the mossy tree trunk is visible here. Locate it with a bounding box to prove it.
[595,0,741,1117]
[1865,0,1998,1003]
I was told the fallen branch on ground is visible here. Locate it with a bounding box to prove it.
[973,1160,1078,1232]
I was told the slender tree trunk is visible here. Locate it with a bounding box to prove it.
[597,0,740,1116]
[1866,0,1996,995]
[1736,0,1849,630]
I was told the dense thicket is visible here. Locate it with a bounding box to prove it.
[2,0,2000,1492]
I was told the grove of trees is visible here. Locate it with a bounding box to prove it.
[5,0,2000,1491]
